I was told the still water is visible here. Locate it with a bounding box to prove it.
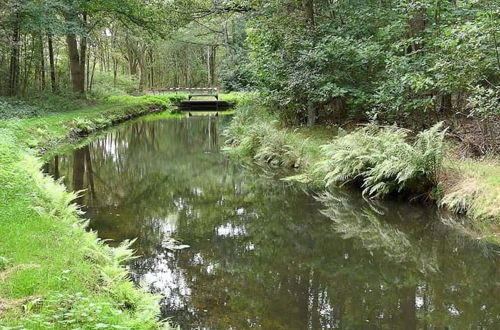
[46,116,499,329]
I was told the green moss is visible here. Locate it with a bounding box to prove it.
[0,96,178,328]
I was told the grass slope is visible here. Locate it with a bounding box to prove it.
[0,95,183,329]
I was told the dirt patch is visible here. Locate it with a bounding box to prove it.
[0,296,41,316]
[452,117,500,156]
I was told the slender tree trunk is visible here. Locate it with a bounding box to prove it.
[53,155,60,180]
[138,61,146,92]
[89,54,97,92]
[22,36,36,94]
[39,34,46,91]
[112,57,118,87]
[86,46,90,91]
[47,33,57,93]
[303,0,315,26]
[307,104,317,126]
[407,2,427,53]
[149,50,154,88]
[8,11,21,96]
[440,94,452,115]
[303,0,317,126]
[207,46,213,87]
[79,13,88,93]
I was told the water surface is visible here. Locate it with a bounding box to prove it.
[47,116,499,329]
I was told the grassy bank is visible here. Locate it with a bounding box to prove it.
[224,100,500,243]
[0,94,184,328]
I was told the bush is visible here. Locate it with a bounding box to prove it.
[318,123,447,197]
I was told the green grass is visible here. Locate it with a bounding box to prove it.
[440,157,500,241]
[224,99,500,243]
[0,95,180,328]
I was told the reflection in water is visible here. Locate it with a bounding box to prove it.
[47,117,499,329]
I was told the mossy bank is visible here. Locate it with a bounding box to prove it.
[224,99,500,244]
[0,95,185,329]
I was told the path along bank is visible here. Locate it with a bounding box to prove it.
[0,95,187,329]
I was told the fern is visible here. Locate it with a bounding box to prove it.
[319,123,447,197]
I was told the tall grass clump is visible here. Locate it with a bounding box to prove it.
[318,122,447,198]
[224,101,305,167]
[439,158,500,228]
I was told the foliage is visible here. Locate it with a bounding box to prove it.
[319,123,447,197]
[235,0,500,127]
[467,85,500,119]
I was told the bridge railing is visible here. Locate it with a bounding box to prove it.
[150,87,218,95]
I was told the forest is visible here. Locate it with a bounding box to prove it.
[0,0,499,329]
[1,1,498,136]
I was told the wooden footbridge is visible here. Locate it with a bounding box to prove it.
[151,87,233,112]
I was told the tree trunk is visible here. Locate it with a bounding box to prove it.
[302,0,315,26]
[47,33,57,93]
[138,61,146,92]
[66,33,85,95]
[307,103,317,126]
[89,54,97,92]
[407,2,427,53]
[80,14,87,92]
[39,34,46,91]
[207,46,216,87]
[112,57,118,87]
[440,94,452,115]
[303,0,317,126]
[8,11,21,96]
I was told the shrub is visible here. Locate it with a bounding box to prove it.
[318,123,447,197]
